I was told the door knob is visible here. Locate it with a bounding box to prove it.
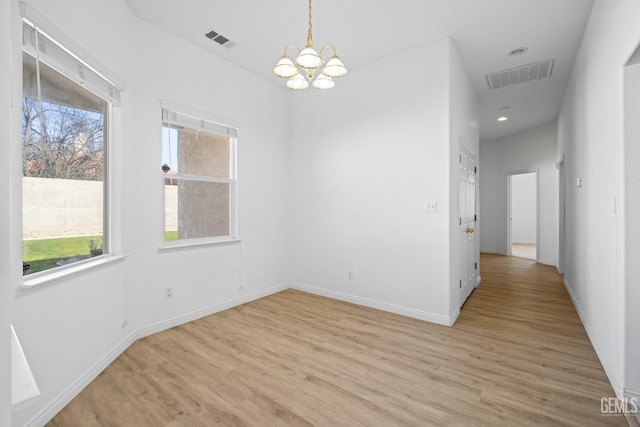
[466,227,474,233]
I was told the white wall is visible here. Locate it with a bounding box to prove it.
[625,55,640,407]
[479,122,558,266]
[10,3,135,424]
[289,39,478,325]
[8,0,291,425]
[448,42,480,314]
[123,13,291,333]
[478,137,499,253]
[510,173,537,245]
[557,0,640,400]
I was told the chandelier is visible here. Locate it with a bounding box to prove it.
[272,0,348,90]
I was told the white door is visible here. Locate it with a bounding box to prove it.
[459,145,477,307]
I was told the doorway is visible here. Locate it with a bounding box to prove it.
[459,144,477,307]
[508,172,537,261]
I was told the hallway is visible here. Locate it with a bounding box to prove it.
[457,253,625,424]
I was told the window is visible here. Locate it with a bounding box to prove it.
[161,105,238,245]
[21,14,120,276]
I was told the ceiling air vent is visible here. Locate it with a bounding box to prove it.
[205,30,235,48]
[486,59,554,90]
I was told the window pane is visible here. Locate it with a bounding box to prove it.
[162,126,230,179]
[165,180,230,240]
[22,53,108,275]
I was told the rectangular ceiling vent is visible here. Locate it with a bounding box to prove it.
[486,59,554,90]
[205,30,235,48]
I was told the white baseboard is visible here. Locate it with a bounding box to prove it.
[625,389,640,404]
[626,389,640,400]
[623,389,640,426]
[26,282,290,426]
[563,278,624,400]
[137,282,290,339]
[27,332,137,427]
[291,282,456,326]
[449,308,460,326]
[624,389,640,426]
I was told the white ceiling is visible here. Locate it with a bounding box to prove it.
[124,0,595,141]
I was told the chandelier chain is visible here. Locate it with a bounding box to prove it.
[307,0,313,46]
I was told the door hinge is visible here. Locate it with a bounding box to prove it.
[459,217,462,226]
[459,280,462,289]
[474,166,477,173]
[459,154,462,163]
[475,262,477,270]
[474,214,477,222]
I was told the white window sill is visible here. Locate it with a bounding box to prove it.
[159,237,242,252]
[20,254,129,290]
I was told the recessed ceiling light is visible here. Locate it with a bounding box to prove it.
[497,116,508,122]
[508,47,528,57]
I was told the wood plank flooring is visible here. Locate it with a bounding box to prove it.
[47,254,625,426]
[511,243,536,261]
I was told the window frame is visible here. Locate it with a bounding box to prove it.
[20,5,124,286]
[160,102,240,249]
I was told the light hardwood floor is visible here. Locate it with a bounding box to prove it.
[511,243,536,261]
[48,254,626,426]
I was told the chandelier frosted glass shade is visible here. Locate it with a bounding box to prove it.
[272,0,347,90]
[286,74,310,90]
[322,55,348,77]
[296,46,323,69]
[273,55,298,78]
[312,74,335,90]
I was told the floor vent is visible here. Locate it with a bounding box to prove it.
[205,30,235,48]
[486,59,554,90]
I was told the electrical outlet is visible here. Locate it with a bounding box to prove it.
[165,287,173,299]
[424,201,437,213]
[348,270,355,280]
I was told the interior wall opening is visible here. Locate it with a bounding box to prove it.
[508,171,538,261]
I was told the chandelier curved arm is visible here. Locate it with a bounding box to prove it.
[319,45,338,57]
[283,45,301,57]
